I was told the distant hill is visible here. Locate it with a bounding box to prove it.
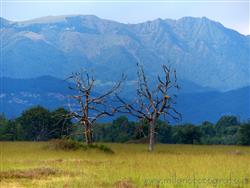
[177,87,250,123]
[1,15,249,91]
[1,76,249,123]
[0,76,71,118]
[0,76,70,94]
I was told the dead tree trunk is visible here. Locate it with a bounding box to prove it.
[86,123,93,145]
[83,90,92,145]
[81,120,92,145]
[148,118,156,152]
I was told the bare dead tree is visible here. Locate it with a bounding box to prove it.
[67,71,124,145]
[116,64,181,151]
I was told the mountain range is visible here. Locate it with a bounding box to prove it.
[1,15,249,91]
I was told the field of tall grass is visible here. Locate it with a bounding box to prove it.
[0,142,249,187]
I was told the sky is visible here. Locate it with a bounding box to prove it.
[1,0,249,35]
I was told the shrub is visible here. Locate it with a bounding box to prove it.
[48,139,114,153]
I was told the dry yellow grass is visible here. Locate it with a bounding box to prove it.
[0,142,250,187]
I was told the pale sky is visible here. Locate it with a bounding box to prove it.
[1,0,250,35]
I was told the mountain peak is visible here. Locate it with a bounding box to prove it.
[16,14,102,26]
[0,17,12,27]
[177,16,222,26]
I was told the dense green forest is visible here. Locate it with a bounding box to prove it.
[0,106,249,145]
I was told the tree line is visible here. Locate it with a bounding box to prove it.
[0,106,249,145]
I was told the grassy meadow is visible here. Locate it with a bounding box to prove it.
[0,142,250,188]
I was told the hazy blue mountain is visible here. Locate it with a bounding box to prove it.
[0,76,71,118]
[0,76,249,123]
[0,76,70,93]
[177,86,250,123]
[1,15,249,91]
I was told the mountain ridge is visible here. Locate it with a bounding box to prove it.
[1,15,249,91]
[1,15,248,36]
